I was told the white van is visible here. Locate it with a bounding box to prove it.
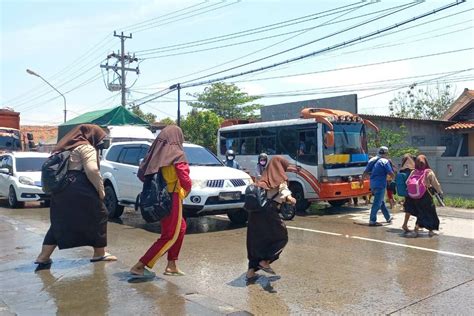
[100,141,252,224]
[103,125,155,146]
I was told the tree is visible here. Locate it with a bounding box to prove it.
[388,84,456,120]
[159,117,175,125]
[181,110,223,153]
[367,125,418,158]
[187,82,262,119]
[128,104,157,124]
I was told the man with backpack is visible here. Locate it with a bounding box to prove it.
[363,146,395,226]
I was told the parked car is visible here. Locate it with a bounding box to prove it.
[0,151,50,208]
[100,141,253,224]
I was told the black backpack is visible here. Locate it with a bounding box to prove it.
[41,151,71,194]
[139,170,172,223]
[244,184,278,213]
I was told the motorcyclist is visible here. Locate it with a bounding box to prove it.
[225,149,241,169]
[254,153,268,180]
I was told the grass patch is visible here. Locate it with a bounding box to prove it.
[443,196,474,209]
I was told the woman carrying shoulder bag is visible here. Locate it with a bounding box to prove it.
[35,124,116,271]
[246,156,296,282]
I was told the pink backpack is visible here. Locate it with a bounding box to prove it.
[406,169,429,199]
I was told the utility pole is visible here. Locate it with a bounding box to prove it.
[100,31,139,106]
[170,83,181,127]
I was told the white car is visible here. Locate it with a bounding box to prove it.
[0,151,50,208]
[100,141,253,224]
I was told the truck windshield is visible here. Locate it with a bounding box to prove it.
[184,146,223,166]
[0,129,21,150]
[323,123,368,169]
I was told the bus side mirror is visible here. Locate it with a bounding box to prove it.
[324,131,334,147]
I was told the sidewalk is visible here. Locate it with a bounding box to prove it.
[0,213,250,315]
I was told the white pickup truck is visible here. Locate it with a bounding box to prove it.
[100,141,253,224]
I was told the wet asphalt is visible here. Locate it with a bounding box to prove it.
[0,201,473,315]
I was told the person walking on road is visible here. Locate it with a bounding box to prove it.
[406,155,442,238]
[246,156,296,282]
[397,154,416,232]
[130,125,192,280]
[362,146,395,226]
[35,124,117,271]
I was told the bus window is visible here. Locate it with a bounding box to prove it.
[297,129,317,165]
[240,130,260,155]
[277,128,298,159]
[220,131,239,155]
[260,129,276,154]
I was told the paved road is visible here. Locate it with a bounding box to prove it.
[1,201,473,315]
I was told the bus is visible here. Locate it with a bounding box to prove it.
[217,108,379,211]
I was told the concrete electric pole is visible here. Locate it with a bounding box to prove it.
[100,31,139,106]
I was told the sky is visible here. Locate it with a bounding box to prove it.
[1,0,473,125]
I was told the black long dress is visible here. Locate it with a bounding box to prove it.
[247,203,288,270]
[43,171,108,249]
[413,191,440,231]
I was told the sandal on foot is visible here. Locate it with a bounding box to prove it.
[129,269,156,280]
[258,265,276,275]
[34,259,52,272]
[245,275,259,284]
[402,226,410,233]
[90,253,117,262]
[163,270,186,276]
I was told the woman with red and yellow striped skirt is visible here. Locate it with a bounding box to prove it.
[130,126,192,280]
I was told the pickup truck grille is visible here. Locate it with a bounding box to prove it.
[206,179,246,188]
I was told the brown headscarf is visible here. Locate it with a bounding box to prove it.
[257,155,289,190]
[54,124,106,152]
[415,154,431,170]
[400,154,415,171]
[138,125,187,180]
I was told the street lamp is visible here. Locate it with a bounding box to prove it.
[26,69,67,123]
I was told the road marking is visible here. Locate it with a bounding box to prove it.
[286,225,474,259]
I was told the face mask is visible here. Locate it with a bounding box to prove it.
[227,156,234,161]
[259,160,267,166]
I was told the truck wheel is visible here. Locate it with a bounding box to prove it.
[328,199,349,208]
[8,186,24,208]
[289,183,310,213]
[227,209,248,225]
[104,185,124,218]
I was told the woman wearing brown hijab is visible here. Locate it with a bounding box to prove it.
[246,156,296,281]
[35,124,117,271]
[408,155,442,238]
[130,125,192,280]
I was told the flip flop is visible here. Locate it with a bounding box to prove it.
[163,270,186,276]
[245,275,259,284]
[129,269,156,280]
[257,265,276,275]
[34,259,53,272]
[90,253,117,262]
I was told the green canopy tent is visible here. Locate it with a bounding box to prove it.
[57,106,149,141]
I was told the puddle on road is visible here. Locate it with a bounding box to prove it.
[112,208,246,234]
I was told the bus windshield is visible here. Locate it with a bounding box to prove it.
[323,123,368,168]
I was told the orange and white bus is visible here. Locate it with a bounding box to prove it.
[217,108,379,212]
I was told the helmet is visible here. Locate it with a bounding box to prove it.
[226,149,235,159]
[258,153,268,161]
[378,146,389,155]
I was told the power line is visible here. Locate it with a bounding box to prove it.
[229,47,474,84]
[176,0,465,90]
[137,1,366,55]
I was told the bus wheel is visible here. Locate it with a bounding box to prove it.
[328,199,349,208]
[289,183,310,213]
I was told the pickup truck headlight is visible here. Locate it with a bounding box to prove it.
[19,176,35,186]
[192,179,207,189]
[243,178,253,185]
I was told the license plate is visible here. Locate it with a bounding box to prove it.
[218,191,241,201]
[351,182,362,189]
